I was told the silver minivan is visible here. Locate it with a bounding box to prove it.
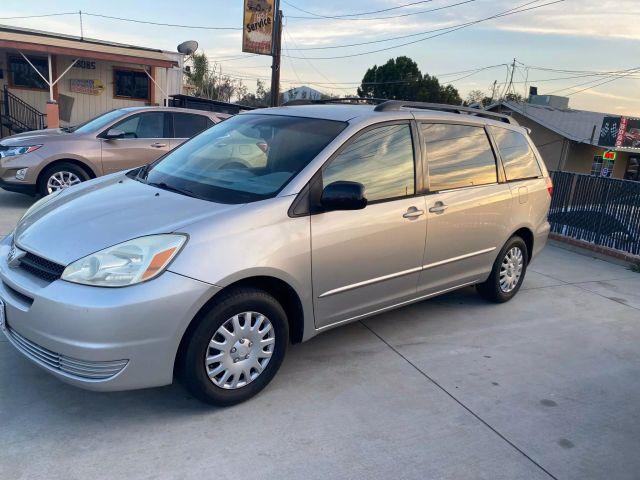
[0,100,552,406]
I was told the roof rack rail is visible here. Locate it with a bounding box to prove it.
[373,101,516,124]
[282,97,388,107]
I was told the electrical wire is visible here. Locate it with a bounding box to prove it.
[0,12,76,20]
[285,0,478,21]
[282,0,564,60]
[283,0,437,18]
[82,12,241,30]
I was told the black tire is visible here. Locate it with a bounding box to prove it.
[181,287,288,406]
[38,162,90,196]
[476,236,529,303]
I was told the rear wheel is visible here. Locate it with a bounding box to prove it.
[38,162,90,196]
[477,236,528,303]
[181,288,288,406]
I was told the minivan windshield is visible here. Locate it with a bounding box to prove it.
[72,109,130,134]
[140,114,347,203]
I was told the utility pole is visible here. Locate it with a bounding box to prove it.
[79,10,84,40]
[505,58,516,99]
[490,79,497,103]
[270,9,283,107]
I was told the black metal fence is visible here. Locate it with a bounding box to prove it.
[549,171,640,256]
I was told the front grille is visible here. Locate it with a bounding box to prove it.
[5,324,128,380]
[18,252,65,282]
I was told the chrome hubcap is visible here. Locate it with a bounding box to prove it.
[47,171,82,193]
[205,311,275,389]
[499,246,524,293]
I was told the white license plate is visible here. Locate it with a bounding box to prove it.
[0,298,5,332]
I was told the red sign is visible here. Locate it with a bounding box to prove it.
[603,150,616,160]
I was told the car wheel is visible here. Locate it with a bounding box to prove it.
[476,236,528,303]
[38,162,90,196]
[181,287,288,406]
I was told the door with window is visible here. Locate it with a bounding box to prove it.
[170,112,215,149]
[100,112,171,174]
[311,123,427,329]
[418,123,513,294]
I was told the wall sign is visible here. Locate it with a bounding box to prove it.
[616,117,640,149]
[242,0,278,55]
[74,60,96,70]
[70,79,104,95]
[598,116,621,148]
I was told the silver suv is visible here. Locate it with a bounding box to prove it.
[0,100,551,406]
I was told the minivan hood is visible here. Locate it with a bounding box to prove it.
[0,128,73,146]
[15,174,243,265]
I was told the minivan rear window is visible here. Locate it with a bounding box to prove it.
[422,123,497,191]
[489,127,542,181]
[142,114,347,204]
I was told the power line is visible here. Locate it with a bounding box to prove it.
[282,0,564,60]
[283,0,436,18]
[285,0,478,21]
[0,12,76,20]
[82,12,241,30]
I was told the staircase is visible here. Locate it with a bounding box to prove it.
[0,86,47,138]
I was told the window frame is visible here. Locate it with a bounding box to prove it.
[485,126,544,183]
[418,120,502,194]
[291,120,424,217]
[98,111,170,139]
[7,54,49,92]
[172,112,212,139]
[113,67,151,101]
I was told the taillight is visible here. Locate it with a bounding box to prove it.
[545,176,553,196]
[256,142,269,154]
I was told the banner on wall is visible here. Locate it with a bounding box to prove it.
[616,117,640,149]
[242,0,278,55]
[69,79,104,95]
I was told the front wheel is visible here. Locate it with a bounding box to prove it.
[38,162,90,196]
[477,236,528,303]
[181,288,288,406]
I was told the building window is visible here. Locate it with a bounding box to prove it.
[8,55,48,90]
[625,156,640,181]
[590,155,615,178]
[114,69,150,100]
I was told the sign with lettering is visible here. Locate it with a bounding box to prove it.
[74,60,96,70]
[616,117,640,149]
[242,0,278,55]
[70,79,104,95]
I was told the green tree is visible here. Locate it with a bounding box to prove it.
[357,56,461,104]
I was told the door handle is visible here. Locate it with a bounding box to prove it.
[150,142,167,148]
[403,206,425,219]
[429,201,448,214]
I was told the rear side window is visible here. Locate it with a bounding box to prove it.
[323,124,415,202]
[422,123,497,191]
[173,113,212,138]
[489,127,542,181]
[113,112,167,138]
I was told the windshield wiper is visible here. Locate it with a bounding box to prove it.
[147,181,197,198]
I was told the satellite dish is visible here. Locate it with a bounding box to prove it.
[177,40,199,55]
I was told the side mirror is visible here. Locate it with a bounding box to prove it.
[320,181,367,211]
[104,128,125,140]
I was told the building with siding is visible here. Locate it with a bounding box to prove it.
[487,97,640,181]
[0,25,184,136]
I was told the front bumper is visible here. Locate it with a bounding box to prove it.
[0,235,218,391]
[0,178,37,195]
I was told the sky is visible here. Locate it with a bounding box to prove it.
[2,0,639,115]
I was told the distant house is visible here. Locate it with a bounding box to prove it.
[487,95,640,181]
[0,25,184,136]
[282,86,325,103]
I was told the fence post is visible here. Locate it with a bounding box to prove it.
[595,178,611,245]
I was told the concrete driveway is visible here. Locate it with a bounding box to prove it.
[1,190,639,480]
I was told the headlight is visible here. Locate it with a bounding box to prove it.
[0,145,42,158]
[19,189,62,223]
[61,234,187,287]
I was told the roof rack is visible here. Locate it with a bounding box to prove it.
[282,97,388,107]
[374,100,516,124]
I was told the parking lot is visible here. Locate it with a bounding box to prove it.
[1,189,639,480]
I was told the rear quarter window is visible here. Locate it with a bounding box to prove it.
[489,127,542,181]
